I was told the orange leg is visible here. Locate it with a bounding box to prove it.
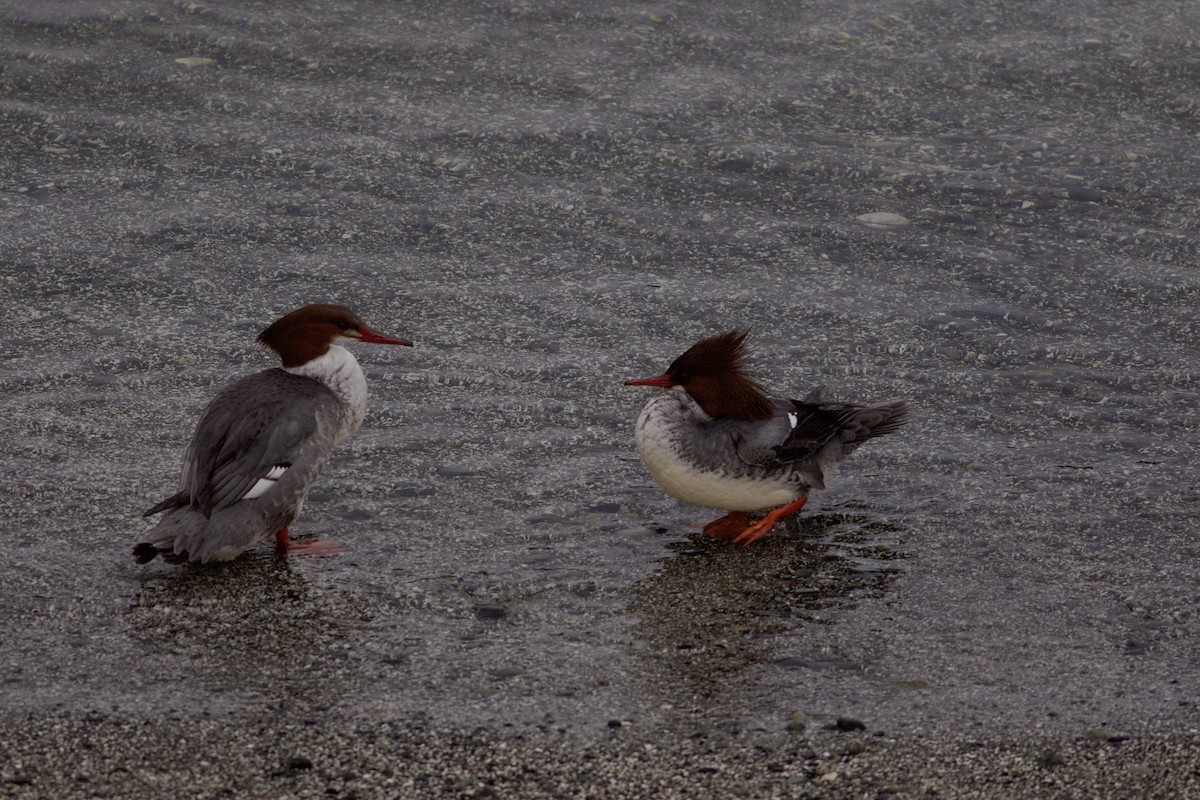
[701,512,752,541]
[274,527,344,557]
[731,497,809,548]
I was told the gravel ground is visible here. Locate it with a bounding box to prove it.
[2,712,1198,799]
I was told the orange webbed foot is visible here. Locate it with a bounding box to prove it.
[700,512,752,540]
[730,498,809,547]
[274,528,344,557]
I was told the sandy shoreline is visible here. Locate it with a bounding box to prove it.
[3,712,1197,799]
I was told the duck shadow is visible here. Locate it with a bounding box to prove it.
[127,551,349,712]
[630,511,910,698]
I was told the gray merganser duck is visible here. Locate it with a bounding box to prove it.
[625,330,910,547]
[134,304,411,564]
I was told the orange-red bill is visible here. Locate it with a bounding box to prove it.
[359,325,413,347]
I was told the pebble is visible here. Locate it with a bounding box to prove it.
[174,56,216,68]
[474,604,508,620]
[490,666,525,679]
[855,211,910,229]
[785,710,807,732]
[836,717,866,732]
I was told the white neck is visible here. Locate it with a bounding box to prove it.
[285,345,368,440]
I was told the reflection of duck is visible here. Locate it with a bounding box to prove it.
[626,331,910,545]
[135,305,411,564]
[129,555,337,710]
[631,515,908,695]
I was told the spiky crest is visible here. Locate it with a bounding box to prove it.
[667,330,775,421]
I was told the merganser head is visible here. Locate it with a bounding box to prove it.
[257,304,412,368]
[625,330,774,422]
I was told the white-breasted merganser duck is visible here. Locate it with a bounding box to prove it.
[134,304,411,564]
[625,330,910,547]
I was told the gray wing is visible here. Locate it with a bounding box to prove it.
[728,388,911,467]
[724,393,836,468]
[714,389,909,496]
[178,369,337,517]
[725,403,800,468]
[769,389,848,463]
[775,388,910,462]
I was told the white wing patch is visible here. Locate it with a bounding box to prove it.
[787,412,799,428]
[242,464,289,500]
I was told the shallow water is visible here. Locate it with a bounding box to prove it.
[1,0,1198,747]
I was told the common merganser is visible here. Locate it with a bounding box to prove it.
[625,331,910,547]
[134,304,411,564]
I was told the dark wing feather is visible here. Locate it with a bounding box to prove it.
[143,490,189,517]
[776,388,911,462]
[773,404,849,462]
[180,370,334,517]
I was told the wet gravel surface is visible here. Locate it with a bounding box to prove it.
[2,0,1199,797]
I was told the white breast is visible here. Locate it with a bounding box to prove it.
[634,390,799,512]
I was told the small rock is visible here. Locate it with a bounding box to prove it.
[174,56,216,68]
[777,657,861,672]
[490,666,525,679]
[474,604,507,620]
[288,756,314,771]
[1065,186,1104,203]
[1037,749,1064,767]
[835,717,866,732]
[785,710,807,732]
[855,211,909,229]
[845,738,866,756]
[607,719,623,728]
